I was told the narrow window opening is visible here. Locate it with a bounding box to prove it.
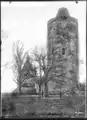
[54,28,56,30]
[62,47,66,55]
[61,16,67,20]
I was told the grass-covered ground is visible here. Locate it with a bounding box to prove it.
[2,94,85,118]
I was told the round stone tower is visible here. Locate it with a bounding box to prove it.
[47,7,79,91]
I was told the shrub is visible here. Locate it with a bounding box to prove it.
[8,100,16,112]
[49,90,60,95]
[11,92,19,98]
[27,88,36,95]
[2,96,16,116]
[2,99,8,114]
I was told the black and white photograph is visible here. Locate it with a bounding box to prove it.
[1,1,86,118]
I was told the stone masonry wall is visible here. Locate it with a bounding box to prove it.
[47,8,79,91]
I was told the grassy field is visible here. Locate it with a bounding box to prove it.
[2,94,85,118]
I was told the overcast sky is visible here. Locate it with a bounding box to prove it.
[1,1,86,93]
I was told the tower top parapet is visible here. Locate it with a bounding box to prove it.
[56,7,70,18]
[48,7,77,25]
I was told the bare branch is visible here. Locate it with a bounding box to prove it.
[12,40,27,87]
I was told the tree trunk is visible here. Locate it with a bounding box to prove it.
[19,86,21,95]
[39,84,41,96]
[18,69,22,95]
[19,84,21,95]
[44,82,48,97]
[19,76,22,95]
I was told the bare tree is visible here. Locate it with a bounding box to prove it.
[12,40,28,95]
[31,47,44,96]
[32,47,55,97]
[32,46,74,98]
[21,53,37,85]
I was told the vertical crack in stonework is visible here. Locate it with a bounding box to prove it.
[47,7,79,92]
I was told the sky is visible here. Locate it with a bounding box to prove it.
[1,1,86,93]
